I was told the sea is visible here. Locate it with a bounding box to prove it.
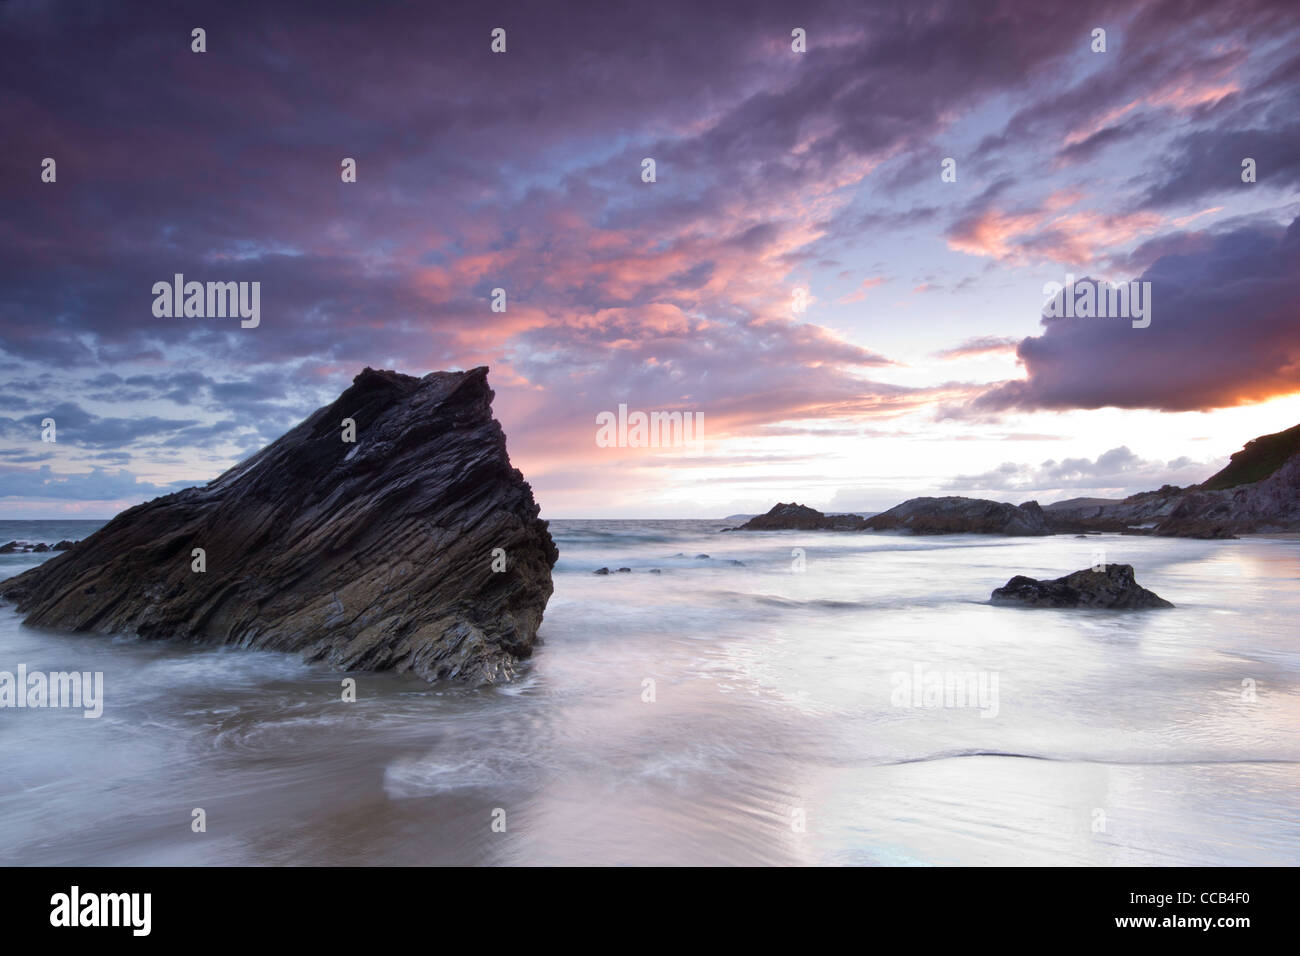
[1,517,1297,865]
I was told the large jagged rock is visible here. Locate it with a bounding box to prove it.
[990,564,1173,609]
[865,496,1049,535]
[0,367,557,683]
[729,502,868,531]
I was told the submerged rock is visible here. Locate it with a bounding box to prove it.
[0,367,557,683]
[990,564,1173,609]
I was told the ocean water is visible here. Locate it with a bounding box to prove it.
[0,517,1297,866]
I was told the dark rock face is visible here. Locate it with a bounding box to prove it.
[1149,457,1300,535]
[1044,426,1300,537]
[865,497,1049,536]
[990,564,1173,609]
[0,367,557,684]
[731,502,868,531]
[1146,517,1238,539]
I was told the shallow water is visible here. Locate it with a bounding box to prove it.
[1,518,1297,865]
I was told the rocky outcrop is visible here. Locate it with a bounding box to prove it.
[990,564,1173,609]
[729,502,868,531]
[865,497,1050,535]
[732,497,1052,535]
[1042,492,1172,535]
[1044,455,1300,537]
[727,423,1300,540]
[1043,424,1300,537]
[1153,453,1300,534]
[0,367,557,684]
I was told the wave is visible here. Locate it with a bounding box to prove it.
[886,748,1300,767]
[750,594,866,610]
[383,749,544,796]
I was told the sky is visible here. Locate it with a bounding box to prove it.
[2,0,1299,519]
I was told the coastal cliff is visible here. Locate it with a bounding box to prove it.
[1045,423,1300,537]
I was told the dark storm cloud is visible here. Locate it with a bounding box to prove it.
[0,0,1126,378]
[2,0,1299,508]
[0,465,191,501]
[940,445,1209,494]
[1054,116,1158,167]
[973,216,1300,413]
[0,404,200,448]
[1140,125,1300,209]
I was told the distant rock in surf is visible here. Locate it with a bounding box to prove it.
[0,539,74,554]
[0,367,557,684]
[990,564,1173,609]
[730,502,868,531]
[865,497,1049,536]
